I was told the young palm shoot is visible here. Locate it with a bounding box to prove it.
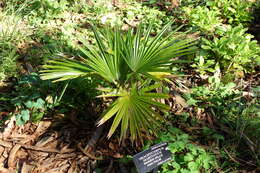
[40,24,197,142]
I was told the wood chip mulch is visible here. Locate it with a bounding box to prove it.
[0,116,125,173]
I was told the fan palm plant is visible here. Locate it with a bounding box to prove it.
[40,23,197,141]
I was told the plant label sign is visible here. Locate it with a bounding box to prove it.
[133,142,172,173]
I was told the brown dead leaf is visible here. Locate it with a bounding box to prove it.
[68,161,77,173]
[0,140,12,148]
[171,0,179,8]
[20,163,33,173]
[2,117,16,140]
[171,92,188,108]
[34,121,52,137]
[44,163,70,173]
[35,136,55,147]
[0,167,14,173]
[8,144,21,168]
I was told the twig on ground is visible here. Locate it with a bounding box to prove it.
[77,143,103,160]
[0,139,12,148]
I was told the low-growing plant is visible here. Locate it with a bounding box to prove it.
[0,7,29,82]
[183,76,260,168]
[154,127,218,172]
[0,46,18,83]
[10,72,100,125]
[11,73,57,125]
[183,6,223,34]
[86,1,172,33]
[123,2,172,33]
[5,0,70,19]
[184,72,242,118]
[193,25,260,76]
[40,24,197,141]
[13,98,46,125]
[206,0,254,26]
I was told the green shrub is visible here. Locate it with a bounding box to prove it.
[40,24,197,141]
[193,25,260,76]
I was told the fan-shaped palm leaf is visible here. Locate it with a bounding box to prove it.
[41,24,196,84]
[97,85,170,141]
[40,24,197,141]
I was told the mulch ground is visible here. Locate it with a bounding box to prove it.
[0,115,134,173]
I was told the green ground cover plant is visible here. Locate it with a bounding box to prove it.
[182,0,254,30]
[156,127,218,173]
[184,74,260,169]
[11,73,59,125]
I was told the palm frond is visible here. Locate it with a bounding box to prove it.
[121,23,197,74]
[79,27,129,84]
[40,58,92,82]
[40,24,197,142]
[97,86,170,141]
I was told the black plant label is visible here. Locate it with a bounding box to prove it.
[133,142,172,173]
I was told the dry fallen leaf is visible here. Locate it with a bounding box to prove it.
[8,144,21,168]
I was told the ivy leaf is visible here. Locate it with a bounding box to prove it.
[15,109,30,125]
[35,98,45,109]
[25,98,45,109]
[25,100,34,109]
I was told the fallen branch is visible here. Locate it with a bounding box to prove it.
[223,147,240,164]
